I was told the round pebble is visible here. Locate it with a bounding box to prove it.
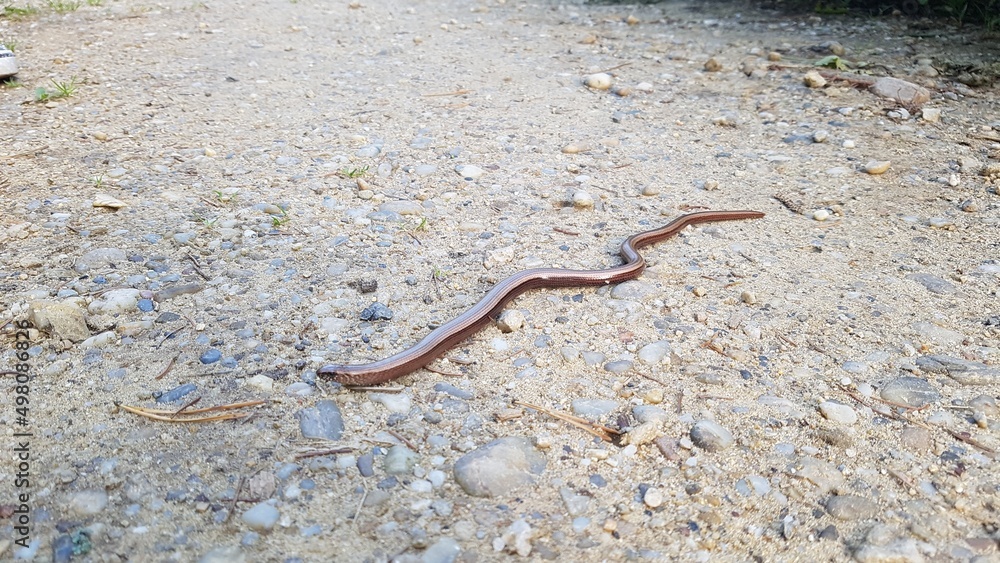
[818,400,858,425]
[583,72,613,90]
[690,420,734,451]
[643,487,664,508]
[242,502,280,532]
[455,164,484,181]
[200,349,222,364]
[572,190,594,209]
[496,310,525,333]
[864,160,891,175]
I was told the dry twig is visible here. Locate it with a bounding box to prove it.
[514,400,621,442]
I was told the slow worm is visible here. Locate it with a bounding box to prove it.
[318,210,764,386]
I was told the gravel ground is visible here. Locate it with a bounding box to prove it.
[1,0,999,561]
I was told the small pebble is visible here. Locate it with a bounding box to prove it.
[864,160,891,175]
[572,190,594,209]
[583,72,613,90]
[572,399,619,419]
[812,209,830,221]
[242,502,280,532]
[384,445,419,475]
[825,495,878,520]
[643,487,664,508]
[704,57,722,72]
[690,420,734,451]
[454,164,484,181]
[803,71,826,88]
[880,377,940,408]
[496,310,525,333]
[69,490,109,515]
[818,401,858,425]
[200,349,222,364]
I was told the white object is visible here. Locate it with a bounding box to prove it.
[0,44,18,79]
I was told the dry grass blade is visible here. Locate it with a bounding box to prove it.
[293,447,354,460]
[422,88,473,97]
[514,400,621,442]
[154,353,180,380]
[117,400,266,423]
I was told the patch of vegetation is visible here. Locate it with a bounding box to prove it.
[340,165,369,178]
[270,208,290,228]
[2,38,19,52]
[46,0,81,13]
[212,188,240,204]
[2,4,40,18]
[34,77,78,101]
[86,0,102,5]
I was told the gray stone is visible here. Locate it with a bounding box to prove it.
[911,322,966,347]
[819,401,858,425]
[571,399,619,419]
[603,360,633,373]
[379,200,424,215]
[74,247,126,273]
[905,273,957,295]
[915,355,999,385]
[241,501,280,532]
[796,457,846,494]
[632,405,669,424]
[384,445,419,475]
[869,77,930,105]
[881,377,940,407]
[637,340,672,365]
[690,420,734,451]
[297,400,345,440]
[422,537,461,563]
[854,538,926,563]
[88,288,142,315]
[68,490,109,515]
[453,437,546,497]
[826,495,879,520]
[199,546,247,563]
[610,280,657,300]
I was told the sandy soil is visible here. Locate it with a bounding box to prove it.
[1,0,999,561]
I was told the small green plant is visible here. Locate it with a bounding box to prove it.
[35,77,79,101]
[3,5,41,18]
[814,55,850,71]
[51,77,78,97]
[91,175,104,189]
[46,0,82,13]
[340,165,369,178]
[414,217,428,231]
[212,188,240,204]
[270,208,290,228]
[432,266,447,280]
[2,39,19,52]
[1,79,22,88]
[86,0,102,5]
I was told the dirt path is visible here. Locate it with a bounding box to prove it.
[1,0,998,561]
